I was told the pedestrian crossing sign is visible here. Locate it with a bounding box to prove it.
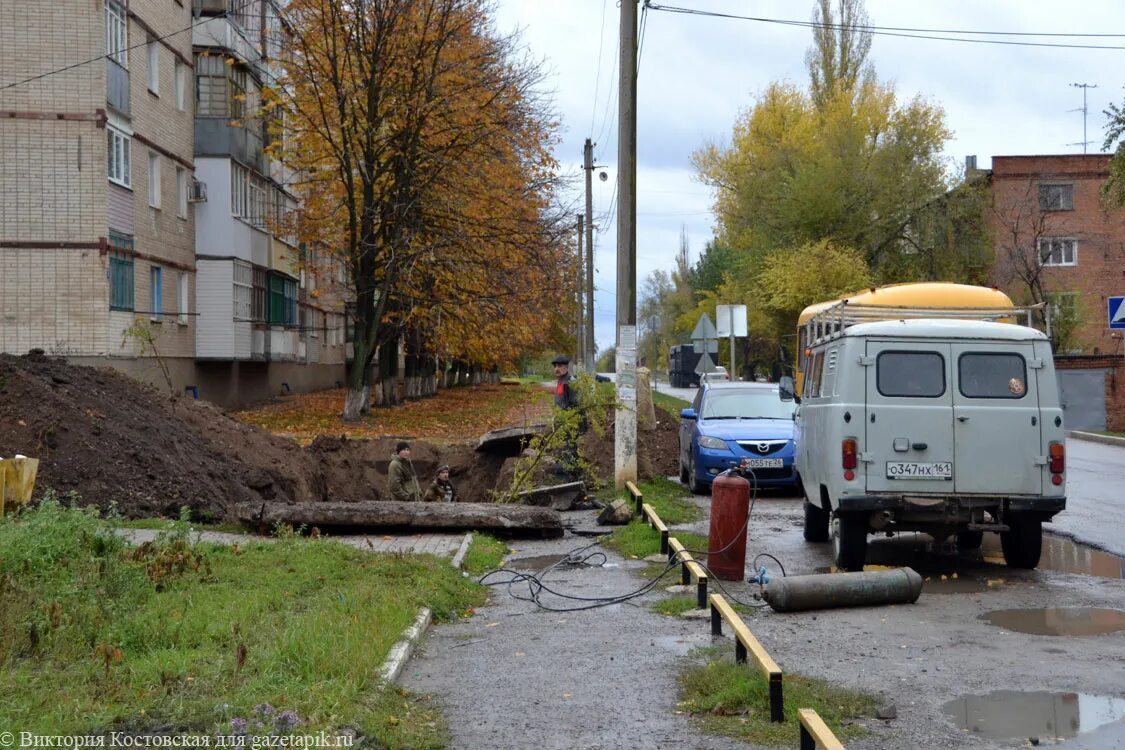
[1110,296,1125,329]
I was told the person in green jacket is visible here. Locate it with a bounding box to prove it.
[387,441,422,502]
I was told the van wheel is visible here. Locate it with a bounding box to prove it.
[803,500,830,542]
[1000,516,1042,569]
[833,515,868,571]
[956,530,984,551]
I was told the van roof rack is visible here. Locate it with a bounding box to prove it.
[803,301,1046,346]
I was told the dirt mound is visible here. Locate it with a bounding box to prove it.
[580,404,681,484]
[0,353,504,519]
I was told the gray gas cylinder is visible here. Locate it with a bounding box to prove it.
[762,567,923,612]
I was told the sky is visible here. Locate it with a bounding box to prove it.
[491,0,1125,354]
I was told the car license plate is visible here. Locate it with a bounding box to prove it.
[745,458,784,469]
[886,461,952,479]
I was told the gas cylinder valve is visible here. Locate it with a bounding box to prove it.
[748,566,770,586]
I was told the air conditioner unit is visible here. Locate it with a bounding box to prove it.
[188,179,208,203]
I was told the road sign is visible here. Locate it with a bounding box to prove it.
[692,339,718,354]
[691,313,717,341]
[715,304,748,337]
[1109,296,1125,329]
[695,353,716,375]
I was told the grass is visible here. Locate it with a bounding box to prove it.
[618,477,699,525]
[652,595,757,618]
[678,655,877,746]
[603,519,708,560]
[461,534,509,575]
[1094,430,1125,438]
[653,390,690,414]
[119,517,246,534]
[0,497,485,742]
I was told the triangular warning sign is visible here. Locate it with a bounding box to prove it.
[695,353,716,375]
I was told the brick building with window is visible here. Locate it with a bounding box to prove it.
[987,154,1125,430]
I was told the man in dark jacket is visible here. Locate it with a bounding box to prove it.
[387,441,422,502]
[422,464,458,503]
[551,355,585,478]
[552,355,579,411]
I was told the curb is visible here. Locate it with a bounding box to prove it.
[451,532,473,570]
[1068,430,1125,447]
[379,606,432,684]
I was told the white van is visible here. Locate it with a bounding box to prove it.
[781,312,1066,571]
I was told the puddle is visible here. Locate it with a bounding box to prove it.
[507,554,568,571]
[981,607,1125,636]
[982,534,1125,579]
[651,632,717,656]
[944,690,1125,741]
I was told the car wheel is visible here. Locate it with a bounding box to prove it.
[689,456,709,495]
[1000,516,1042,569]
[956,529,984,551]
[679,456,690,484]
[832,515,868,571]
[803,500,830,543]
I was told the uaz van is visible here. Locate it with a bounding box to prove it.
[782,309,1066,572]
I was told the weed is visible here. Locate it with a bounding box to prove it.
[462,534,509,576]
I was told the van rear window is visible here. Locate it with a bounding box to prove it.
[958,353,1028,399]
[876,351,945,397]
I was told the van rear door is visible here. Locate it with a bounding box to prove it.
[950,344,1042,495]
[864,341,955,493]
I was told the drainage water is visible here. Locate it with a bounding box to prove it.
[981,607,1125,636]
[507,554,568,571]
[981,534,1125,579]
[944,690,1125,741]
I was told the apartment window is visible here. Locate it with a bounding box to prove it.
[229,67,247,121]
[175,59,187,111]
[150,266,163,321]
[1039,184,1073,211]
[148,152,161,208]
[176,167,188,218]
[233,261,253,321]
[105,0,128,68]
[107,126,131,187]
[268,272,298,327]
[178,272,189,323]
[1039,238,1077,267]
[251,266,267,322]
[147,36,159,93]
[108,233,135,311]
[195,54,228,116]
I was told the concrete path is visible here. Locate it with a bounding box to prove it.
[119,527,466,557]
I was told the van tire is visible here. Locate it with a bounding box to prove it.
[833,515,868,571]
[803,500,830,542]
[1000,516,1042,569]
[956,530,984,550]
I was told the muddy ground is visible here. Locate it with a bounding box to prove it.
[0,354,679,520]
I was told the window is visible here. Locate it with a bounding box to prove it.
[147,36,159,93]
[195,54,229,116]
[876,351,946,398]
[150,266,163,321]
[700,389,796,420]
[231,163,247,217]
[1039,184,1073,211]
[803,351,822,399]
[174,59,187,111]
[107,126,131,187]
[231,163,269,226]
[1038,238,1077,267]
[959,353,1027,399]
[268,272,298,326]
[233,261,253,321]
[105,0,128,67]
[251,266,267,322]
[148,152,161,208]
[178,272,189,323]
[176,167,188,218]
[108,233,134,311]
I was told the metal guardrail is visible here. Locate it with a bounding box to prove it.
[798,708,846,749]
[709,593,784,722]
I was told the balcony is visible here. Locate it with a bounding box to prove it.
[106,59,129,116]
[194,119,266,172]
[192,15,261,68]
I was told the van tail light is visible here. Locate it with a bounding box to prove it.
[1048,442,1065,474]
[842,438,858,471]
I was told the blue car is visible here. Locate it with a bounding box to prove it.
[678,382,798,494]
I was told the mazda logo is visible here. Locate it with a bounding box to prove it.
[756,442,771,453]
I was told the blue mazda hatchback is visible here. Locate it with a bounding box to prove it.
[678,382,798,494]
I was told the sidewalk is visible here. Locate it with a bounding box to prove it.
[119,527,467,557]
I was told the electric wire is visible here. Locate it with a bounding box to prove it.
[588,0,610,135]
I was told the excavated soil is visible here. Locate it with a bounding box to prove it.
[0,354,681,519]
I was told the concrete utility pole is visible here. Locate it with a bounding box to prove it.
[583,138,596,373]
[615,0,638,488]
[576,214,585,369]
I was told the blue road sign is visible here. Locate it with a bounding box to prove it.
[1109,296,1125,329]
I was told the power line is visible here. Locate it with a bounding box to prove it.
[644,2,1125,50]
[589,0,610,135]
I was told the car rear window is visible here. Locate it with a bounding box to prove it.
[958,353,1028,399]
[876,351,945,398]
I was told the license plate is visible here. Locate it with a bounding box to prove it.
[886,461,952,479]
[744,458,784,469]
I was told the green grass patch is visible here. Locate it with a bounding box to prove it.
[461,534,509,575]
[619,477,699,525]
[679,657,876,746]
[1094,430,1125,438]
[653,390,690,414]
[652,595,758,618]
[0,498,484,738]
[604,519,708,560]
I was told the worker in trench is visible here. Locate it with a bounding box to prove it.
[551,355,587,481]
[422,464,460,502]
[387,441,422,502]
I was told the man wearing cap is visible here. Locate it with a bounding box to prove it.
[387,441,422,502]
[551,354,585,478]
[423,464,459,503]
[552,355,579,412]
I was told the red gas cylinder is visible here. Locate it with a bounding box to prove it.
[707,472,750,580]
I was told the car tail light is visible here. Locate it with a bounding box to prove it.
[1049,442,1065,474]
[842,438,858,471]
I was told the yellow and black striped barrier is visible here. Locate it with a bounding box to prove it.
[709,592,784,722]
[641,502,669,554]
[625,480,644,516]
[798,708,845,749]
[667,537,708,608]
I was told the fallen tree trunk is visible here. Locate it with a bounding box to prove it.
[237,500,564,538]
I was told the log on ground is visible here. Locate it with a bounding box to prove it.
[237,500,564,538]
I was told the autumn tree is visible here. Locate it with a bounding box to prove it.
[280,0,566,420]
[806,0,873,110]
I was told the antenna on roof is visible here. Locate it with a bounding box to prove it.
[1067,82,1098,154]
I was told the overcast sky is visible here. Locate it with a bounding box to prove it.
[492,0,1125,353]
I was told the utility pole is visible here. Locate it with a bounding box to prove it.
[1068,82,1098,154]
[583,139,596,373]
[615,0,638,488]
[576,214,584,369]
